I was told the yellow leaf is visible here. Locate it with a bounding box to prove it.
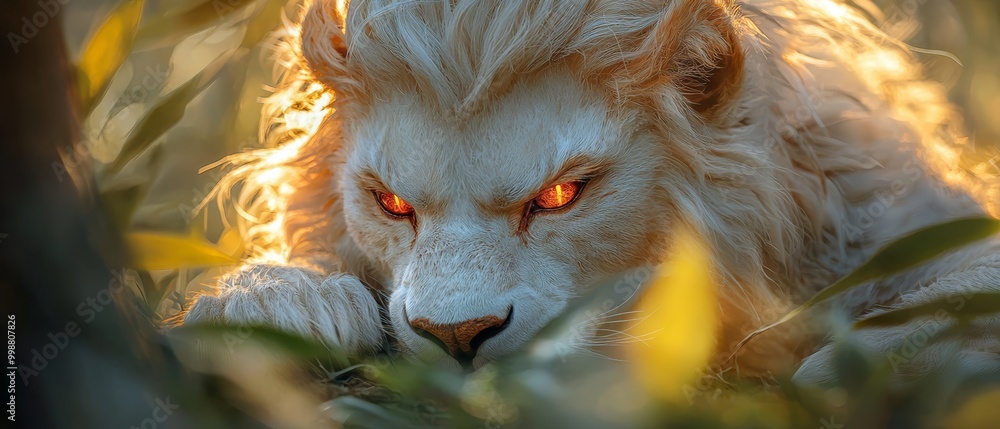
[941,388,1000,429]
[126,232,237,271]
[77,0,144,111]
[629,227,717,403]
[216,227,245,258]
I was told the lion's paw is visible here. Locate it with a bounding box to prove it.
[184,265,384,355]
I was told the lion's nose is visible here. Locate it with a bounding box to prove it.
[408,307,512,367]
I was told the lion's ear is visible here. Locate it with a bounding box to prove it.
[300,0,353,92]
[628,0,745,120]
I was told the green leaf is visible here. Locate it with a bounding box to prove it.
[126,231,237,270]
[730,217,1000,360]
[216,227,246,258]
[134,0,256,51]
[323,396,430,429]
[855,292,1000,328]
[147,270,179,315]
[101,181,151,230]
[99,145,162,228]
[798,217,1000,314]
[786,217,1000,318]
[170,324,346,362]
[134,270,156,317]
[77,0,145,113]
[106,51,237,174]
[238,0,287,50]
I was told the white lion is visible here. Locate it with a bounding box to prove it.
[185,0,1000,382]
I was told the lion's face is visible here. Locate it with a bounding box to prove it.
[339,67,673,369]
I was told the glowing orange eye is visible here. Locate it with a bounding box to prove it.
[534,181,583,210]
[377,191,414,217]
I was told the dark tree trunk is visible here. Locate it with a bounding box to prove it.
[0,2,165,428]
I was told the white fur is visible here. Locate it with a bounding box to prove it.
[186,265,384,354]
[184,0,1000,380]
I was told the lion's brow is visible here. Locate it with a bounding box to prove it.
[353,168,448,214]
[478,155,612,214]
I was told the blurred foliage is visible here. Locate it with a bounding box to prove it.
[870,0,1000,163]
[55,0,1000,428]
[64,0,288,320]
[630,228,717,403]
[75,0,142,112]
[164,217,1000,429]
[736,217,1000,351]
